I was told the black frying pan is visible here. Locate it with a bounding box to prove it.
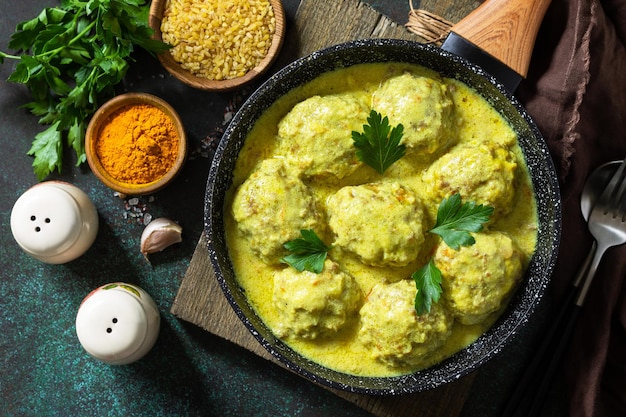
[204,0,561,394]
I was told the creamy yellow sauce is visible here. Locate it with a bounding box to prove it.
[223,62,537,377]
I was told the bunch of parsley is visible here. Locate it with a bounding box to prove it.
[0,0,170,180]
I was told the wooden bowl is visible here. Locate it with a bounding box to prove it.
[148,0,286,91]
[85,93,187,196]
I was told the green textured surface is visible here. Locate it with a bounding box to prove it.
[0,1,567,416]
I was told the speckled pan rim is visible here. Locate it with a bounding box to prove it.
[204,38,562,395]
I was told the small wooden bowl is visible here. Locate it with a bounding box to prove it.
[148,0,286,91]
[85,93,187,196]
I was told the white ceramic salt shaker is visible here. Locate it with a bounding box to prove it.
[10,181,99,264]
[75,283,160,365]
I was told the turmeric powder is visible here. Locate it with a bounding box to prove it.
[96,103,179,184]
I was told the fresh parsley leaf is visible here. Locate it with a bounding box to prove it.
[280,229,332,274]
[430,194,494,250]
[0,0,170,180]
[412,259,443,315]
[27,122,63,181]
[352,110,406,175]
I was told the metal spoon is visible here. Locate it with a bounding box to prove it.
[571,160,621,296]
[581,160,622,220]
[503,160,623,417]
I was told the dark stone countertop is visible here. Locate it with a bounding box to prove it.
[0,1,565,416]
[0,1,390,416]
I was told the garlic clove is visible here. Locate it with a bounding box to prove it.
[140,217,182,260]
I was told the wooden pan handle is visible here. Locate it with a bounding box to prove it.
[450,0,552,77]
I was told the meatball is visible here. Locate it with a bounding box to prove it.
[326,182,427,267]
[358,280,453,368]
[231,158,322,263]
[434,232,524,324]
[276,93,369,179]
[272,259,362,340]
[371,72,455,157]
[422,143,518,216]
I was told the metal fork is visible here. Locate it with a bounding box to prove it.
[504,158,626,417]
[573,158,626,306]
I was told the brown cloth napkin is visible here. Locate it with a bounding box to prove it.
[518,0,626,416]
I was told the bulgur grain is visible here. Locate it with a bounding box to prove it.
[161,0,276,81]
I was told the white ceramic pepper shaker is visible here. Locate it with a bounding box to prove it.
[75,283,160,365]
[10,181,99,264]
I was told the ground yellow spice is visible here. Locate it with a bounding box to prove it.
[95,103,179,184]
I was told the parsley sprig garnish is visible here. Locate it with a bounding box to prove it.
[0,0,170,180]
[280,229,332,274]
[412,194,494,315]
[412,259,442,315]
[352,110,406,174]
[430,194,495,250]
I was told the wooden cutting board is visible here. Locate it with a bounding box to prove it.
[172,1,481,416]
